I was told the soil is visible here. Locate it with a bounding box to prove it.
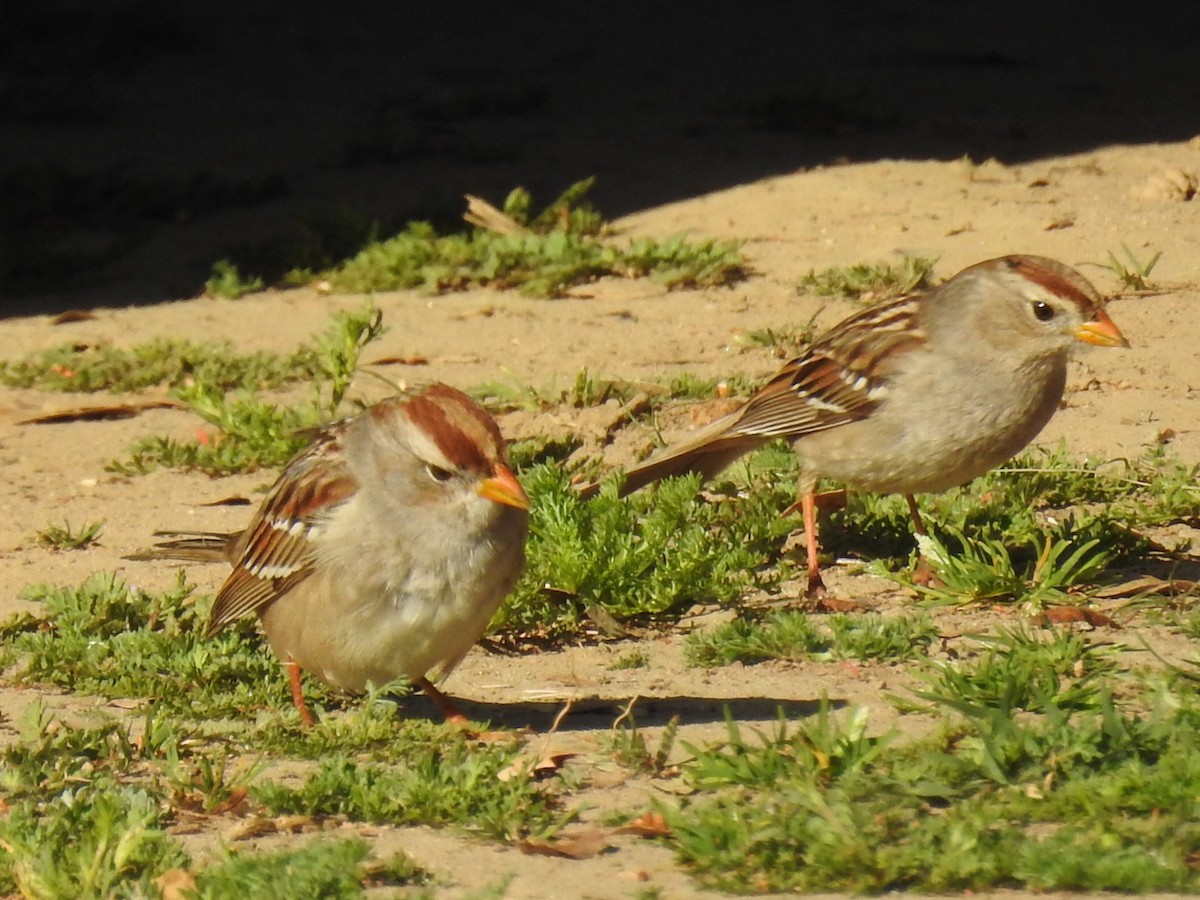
[2,3,1200,897]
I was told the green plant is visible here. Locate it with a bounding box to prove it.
[0,337,324,394]
[904,529,1110,608]
[0,786,187,899]
[909,625,1119,714]
[667,691,1200,893]
[1102,243,1161,291]
[498,464,791,635]
[827,613,938,661]
[799,255,936,301]
[204,259,265,298]
[735,316,820,358]
[685,610,937,667]
[608,649,650,670]
[252,747,562,840]
[0,572,307,720]
[34,519,103,550]
[159,744,264,813]
[325,180,746,298]
[685,610,828,668]
[110,305,384,474]
[607,713,680,776]
[0,698,442,897]
[192,840,429,897]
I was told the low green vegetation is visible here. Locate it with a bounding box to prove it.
[608,649,650,670]
[0,336,325,394]
[0,571,302,719]
[498,464,795,635]
[0,701,440,897]
[204,259,266,299]
[685,610,938,668]
[33,519,103,550]
[908,625,1121,714]
[668,679,1200,893]
[799,254,937,301]
[110,305,384,474]
[253,751,560,840]
[217,178,747,298]
[1103,242,1162,292]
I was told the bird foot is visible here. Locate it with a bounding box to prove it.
[416,677,473,728]
[804,571,827,598]
[910,557,945,589]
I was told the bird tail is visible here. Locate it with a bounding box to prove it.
[578,431,769,500]
[124,531,237,564]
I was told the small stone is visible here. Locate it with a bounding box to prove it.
[1132,168,1197,202]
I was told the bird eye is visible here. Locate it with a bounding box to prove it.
[426,464,454,483]
[1031,301,1055,322]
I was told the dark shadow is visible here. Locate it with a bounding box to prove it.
[2,0,1198,312]
[1121,555,1200,586]
[397,692,837,732]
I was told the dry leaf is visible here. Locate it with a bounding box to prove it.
[534,751,576,776]
[51,309,96,324]
[615,812,672,838]
[154,868,197,900]
[497,750,575,782]
[368,355,430,366]
[275,813,320,833]
[1093,576,1196,599]
[518,827,610,859]
[18,400,180,425]
[812,489,849,511]
[224,817,278,841]
[463,194,529,235]
[812,596,868,613]
[1037,606,1118,628]
[200,496,252,507]
[650,779,697,796]
[496,759,528,782]
[208,787,249,816]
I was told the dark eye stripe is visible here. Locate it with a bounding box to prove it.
[1007,256,1101,312]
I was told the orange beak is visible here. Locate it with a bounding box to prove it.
[477,464,530,510]
[1075,309,1130,348]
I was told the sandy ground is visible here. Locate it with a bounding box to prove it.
[3,3,1200,897]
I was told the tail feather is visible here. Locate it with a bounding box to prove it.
[578,434,769,500]
[125,531,238,564]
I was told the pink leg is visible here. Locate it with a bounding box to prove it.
[904,494,941,586]
[802,490,826,597]
[416,676,470,726]
[287,660,315,728]
[904,494,927,535]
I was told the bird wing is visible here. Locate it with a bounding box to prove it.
[206,427,358,636]
[724,294,927,440]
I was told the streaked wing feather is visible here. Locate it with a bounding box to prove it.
[729,358,870,438]
[206,427,358,636]
[728,295,926,440]
[206,568,309,634]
